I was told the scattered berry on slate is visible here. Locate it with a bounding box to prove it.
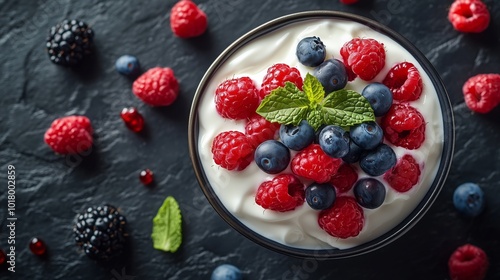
[46,19,94,66]
[462,73,500,113]
[384,154,421,193]
[211,264,243,280]
[296,36,326,67]
[448,244,489,280]
[0,249,5,265]
[305,182,336,210]
[453,182,485,217]
[318,196,364,238]
[354,178,386,209]
[313,59,348,93]
[139,169,154,185]
[330,163,358,193]
[29,237,47,256]
[170,0,208,38]
[383,62,423,102]
[350,121,384,150]
[318,125,350,158]
[115,55,140,77]
[279,120,316,151]
[361,82,393,117]
[120,107,145,133]
[211,131,254,171]
[44,115,93,155]
[245,114,280,148]
[132,67,179,106]
[254,140,291,174]
[215,77,260,120]
[291,144,342,183]
[260,63,303,99]
[340,38,385,81]
[255,174,305,212]
[359,143,397,176]
[340,0,359,4]
[381,103,426,150]
[448,0,490,33]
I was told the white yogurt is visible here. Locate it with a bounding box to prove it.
[197,18,444,249]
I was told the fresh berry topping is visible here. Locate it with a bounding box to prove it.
[381,104,426,149]
[340,38,385,81]
[44,115,93,155]
[115,55,140,77]
[170,0,208,38]
[318,196,364,239]
[245,114,280,148]
[74,205,127,261]
[448,244,489,280]
[291,144,342,183]
[359,144,397,176]
[296,36,326,67]
[255,174,305,212]
[0,249,5,265]
[342,138,364,164]
[383,62,423,102]
[211,264,243,280]
[448,0,490,33]
[132,67,179,106]
[330,163,358,193]
[279,120,315,151]
[254,140,291,174]
[305,182,336,210]
[340,0,358,4]
[120,107,145,132]
[354,178,386,209]
[313,59,348,93]
[211,131,254,171]
[139,169,154,185]
[318,125,350,158]
[215,77,260,120]
[453,183,485,217]
[260,63,303,99]
[46,19,94,66]
[361,83,393,117]
[350,121,384,150]
[462,73,500,113]
[29,237,47,256]
[384,154,421,193]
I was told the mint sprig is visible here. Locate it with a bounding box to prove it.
[151,196,182,253]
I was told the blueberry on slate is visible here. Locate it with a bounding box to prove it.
[211,264,242,280]
[350,121,384,150]
[361,83,393,117]
[318,125,350,158]
[342,136,365,163]
[279,120,315,151]
[296,36,326,67]
[306,183,336,210]
[115,55,140,77]
[354,178,386,209]
[359,144,397,176]
[254,140,290,174]
[453,183,485,217]
[313,59,348,93]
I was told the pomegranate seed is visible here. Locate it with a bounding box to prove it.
[0,249,6,265]
[29,237,46,256]
[120,107,144,132]
[139,169,154,185]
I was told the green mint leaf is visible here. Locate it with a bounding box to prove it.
[256,82,309,125]
[303,73,325,105]
[306,107,324,131]
[152,196,182,253]
[321,89,375,126]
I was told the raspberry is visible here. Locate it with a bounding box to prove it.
[44,116,93,155]
[260,63,303,99]
[291,144,342,183]
[330,163,358,193]
[215,77,260,120]
[132,67,179,106]
[318,196,364,238]
[448,0,490,33]
[384,154,421,192]
[381,104,426,150]
[383,62,423,101]
[211,131,254,171]
[245,114,280,148]
[170,0,208,38]
[255,174,305,212]
[449,244,489,280]
[340,0,358,4]
[463,73,500,113]
[340,38,385,81]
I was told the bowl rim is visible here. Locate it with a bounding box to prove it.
[188,10,455,259]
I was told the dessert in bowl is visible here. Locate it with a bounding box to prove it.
[188,11,454,258]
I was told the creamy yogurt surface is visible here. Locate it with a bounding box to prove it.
[196,18,444,249]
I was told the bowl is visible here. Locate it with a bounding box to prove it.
[188,11,454,258]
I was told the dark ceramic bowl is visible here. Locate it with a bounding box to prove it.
[188,11,454,259]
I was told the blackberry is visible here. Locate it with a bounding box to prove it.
[46,19,94,66]
[73,205,127,261]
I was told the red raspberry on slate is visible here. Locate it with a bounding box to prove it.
[383,62,423,101]
[132,67,179,106]
[44,115,93,155]
[381,104,426,150]
[170,0,208,38]
[448,0,490,33]
[255,174,305,212]
[384,154,421,193]
[291,144,342,183]
[245,114,280,148]
[211,131,254,171]
[120,107,144,132]
[340,0,358,4]
[260,63,303,99]
[318,196,364,239]
[0,249,6,265]
[29,237,47,256]
[463,73,500,113]
[449,244,489,280]
[330,163,358,193]
[139,169,154,185]
[215,77,260,120]
[340,38,385,81]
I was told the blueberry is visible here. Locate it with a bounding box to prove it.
[318,125,350,158]
[359,144,397,176]
[305,183,336,210]
[350,121,384,150]
[254,140,290,174]
[296,36,326,67]
[453,183,485,217]
[211,264,242,280]
[361,83,393,117]
[354,178,386,209]
[342,138,365,164]
[313,59,348,93]
[279,120,315,151]
[115,55,140,77]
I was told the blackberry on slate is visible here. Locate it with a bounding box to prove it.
[46,19,94,66]
[73,205,127,261]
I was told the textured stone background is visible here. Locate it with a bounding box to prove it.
[1,0,499,279]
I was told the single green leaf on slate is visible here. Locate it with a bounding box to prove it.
[152,196,182,253]
[306,107,324,131]
[321,89,375,127]
[303,73,325,105]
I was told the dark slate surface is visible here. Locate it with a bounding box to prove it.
[1,0,499,279]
